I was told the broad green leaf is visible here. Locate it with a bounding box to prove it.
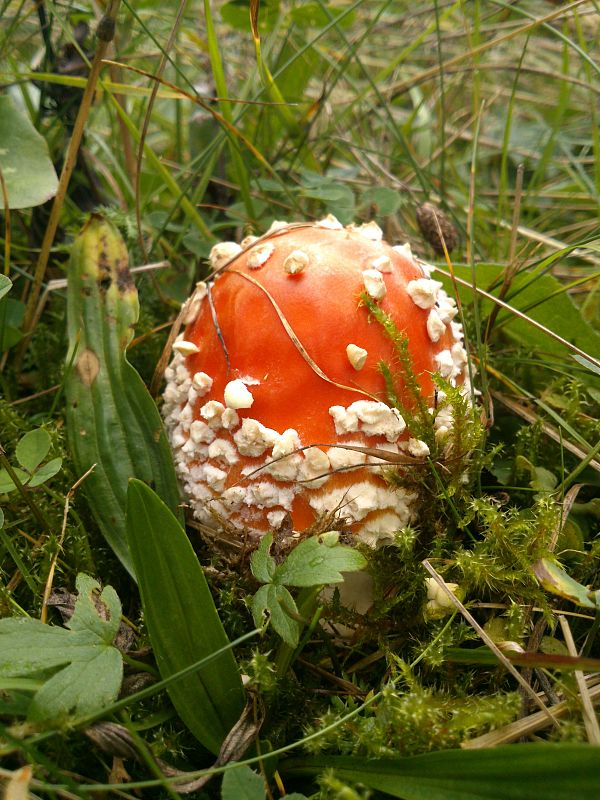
[515,455,557,494]
[28,647,122,721]
[221,765,266,800]
[16,429,51,473]
[272,36,322,103]
[0,575,123,721]
[0,296,25,350]
[221,0,280,32]
[359,186,403,216]
[283,745,600,799]
[290,2,355,28]
[533,558,596,609]
[0,508,3,527]
[0,95,58,209]
[300,182,355,223]
[0,618,91,676]
[252,584,301,647]
[0,689,32,717]
[440,264,600,369]
[0,275,11,301]
[250,532,276,584]
[274,534,367,587]
[67,573,121,643]
[126,479,245,755]
[65,216,183,576]
[0,467,29,493]
[28,457,62,488]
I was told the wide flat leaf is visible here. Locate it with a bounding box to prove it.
[0,467,29,493]
[252,584,300,647]
[0,619,97,676]
[126,479,245,754]
[283,745,600,799]
[65,216,183,576]
[67,573,121,642]
[274,534,367,587]
[0,95,58,209]
[0,575,123,721]
[28,457,62,488]
[0,275,11,301]
[250,532,277,584]
[441,263,600,370]
[15,429,51,473]
[0,296,25,351]
[27,647,122,721]
[221,765,266,800]
[359,187,403,216]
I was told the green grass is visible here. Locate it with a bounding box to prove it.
[0,1,599,798]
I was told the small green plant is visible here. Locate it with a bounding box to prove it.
[0,428,62,495]
[0,574,123,723]
[251,531,367,647]
[221,763,308,800]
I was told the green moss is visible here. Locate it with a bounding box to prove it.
[305,681,521,757]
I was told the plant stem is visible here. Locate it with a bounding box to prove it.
[275,587,322,678]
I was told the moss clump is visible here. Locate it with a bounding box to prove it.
[305,681,521,757]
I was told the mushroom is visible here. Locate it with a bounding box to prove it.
[162,218,468,549]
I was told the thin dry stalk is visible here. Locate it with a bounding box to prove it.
[40,465,96,623]
[463,677,600,748]
[551,483,584,552]
[0,165,10,278]
[29,261,170,338]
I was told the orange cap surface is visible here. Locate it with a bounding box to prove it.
[162,219,467,545]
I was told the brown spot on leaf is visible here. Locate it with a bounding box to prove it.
[77,348,100,386]
[116,265,134,291]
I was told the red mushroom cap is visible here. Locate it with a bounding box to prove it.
[163,218,468,546]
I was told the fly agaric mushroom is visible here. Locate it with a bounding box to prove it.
[162,218,469,547]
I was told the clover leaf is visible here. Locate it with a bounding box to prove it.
[0,429,62,494]
[250,532,367,646]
